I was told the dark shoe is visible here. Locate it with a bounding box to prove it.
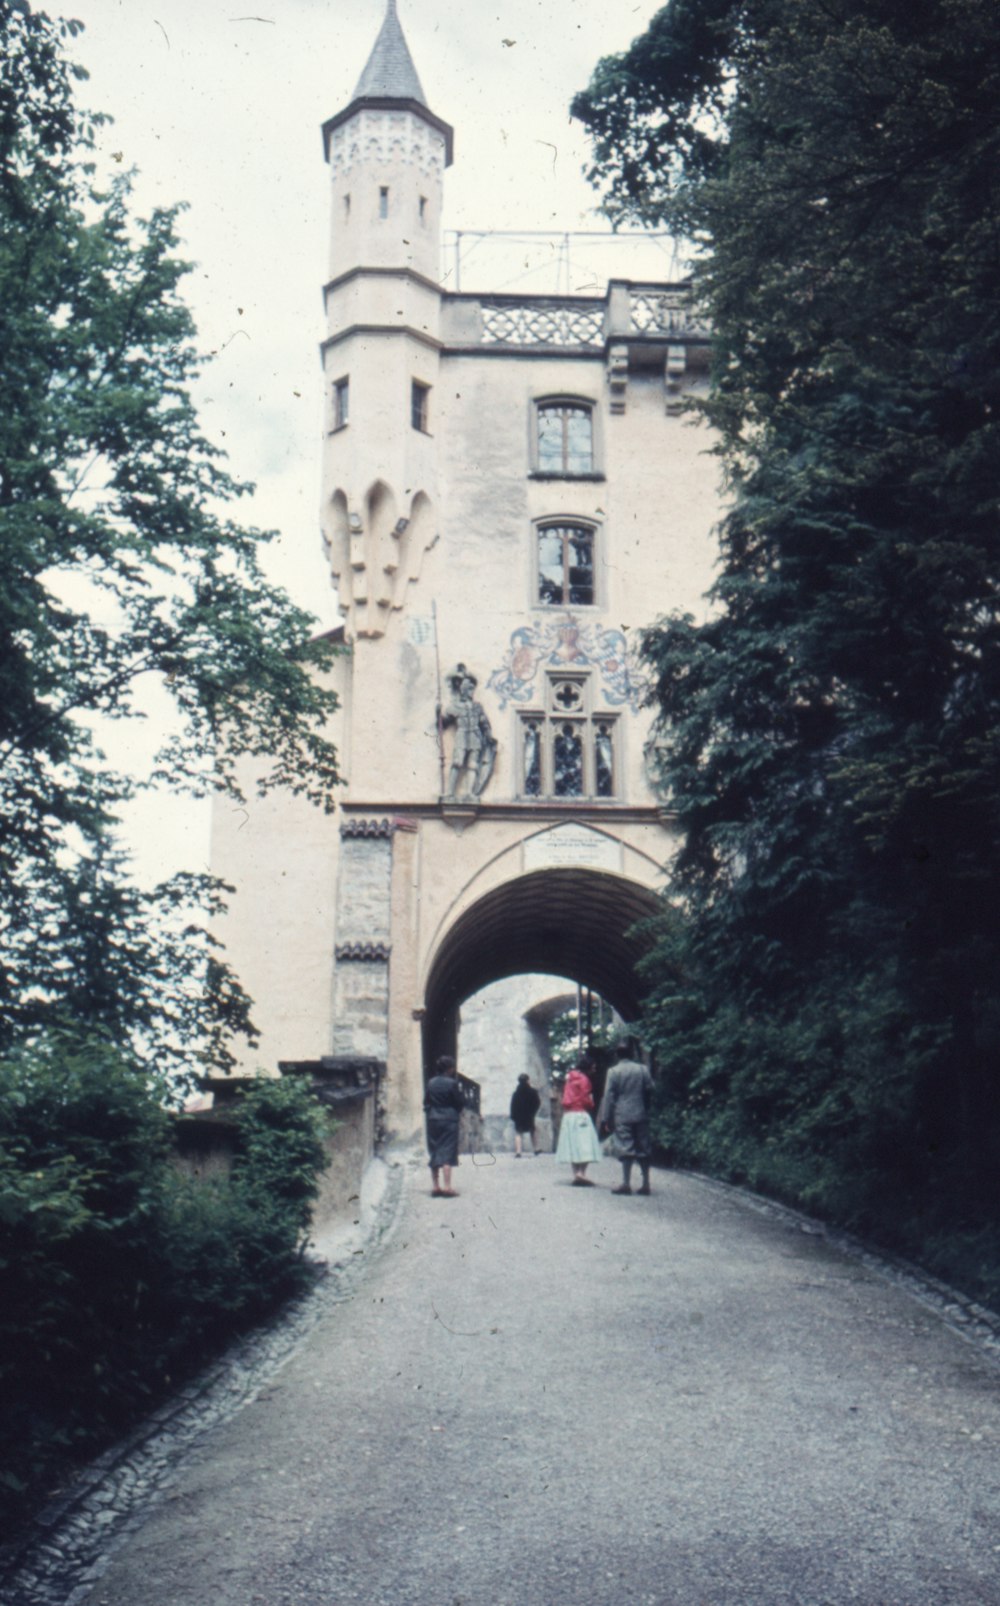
[637,1184,651,1195]
[440,1189,459,1198]
[611,1185,633,1195]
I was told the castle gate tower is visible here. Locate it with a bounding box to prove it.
[211,2,718,1139]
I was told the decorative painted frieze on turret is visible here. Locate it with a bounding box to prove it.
[319,0,453,639]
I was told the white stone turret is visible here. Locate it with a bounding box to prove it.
[321,0,452,284]
[319,0,453,640]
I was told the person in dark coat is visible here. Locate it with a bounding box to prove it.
[509,1073,542,1156]
[600,1039,654,1195]
[424,1055,465,1197]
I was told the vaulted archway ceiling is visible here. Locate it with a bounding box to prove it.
[423,869,662,1027]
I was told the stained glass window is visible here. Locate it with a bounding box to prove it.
[518,680,617,799]
[553,724,584,796]
[595,722,614,798]
[523,720,542,797]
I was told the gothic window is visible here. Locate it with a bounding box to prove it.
[518,674,618,800]
[411,380,430,432]
[535,400,594,475]
[537,522,595,607]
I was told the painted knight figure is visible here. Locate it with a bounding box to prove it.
[440,664,497,802]
[209,0,720,1139]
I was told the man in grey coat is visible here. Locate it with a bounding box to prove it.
[601,1039,654,1195]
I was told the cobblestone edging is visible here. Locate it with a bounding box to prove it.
[0,1156,408,1606]
[684,1168,1000,1368]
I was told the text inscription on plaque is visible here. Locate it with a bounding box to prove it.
[523,824,623,874]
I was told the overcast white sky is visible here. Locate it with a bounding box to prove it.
[62,0,670,878]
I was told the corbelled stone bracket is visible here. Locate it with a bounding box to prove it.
[340,816,394,838]
[607,343,629,414]
[335,942,391,963]
[440,800,479,833]
[665,344,689,414]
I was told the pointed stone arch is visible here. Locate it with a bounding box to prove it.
[323,488,351,591]
[388,488,435,609]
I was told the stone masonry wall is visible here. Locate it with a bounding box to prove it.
[332,825,393,1057]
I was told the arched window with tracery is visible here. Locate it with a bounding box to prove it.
[519,673,617,800]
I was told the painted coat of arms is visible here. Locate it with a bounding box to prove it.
[486,613,645,711]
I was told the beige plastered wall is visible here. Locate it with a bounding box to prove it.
[210,338,720,1127]
[209,652,349,1070]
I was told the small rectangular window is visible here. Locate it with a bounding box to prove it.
[343,194,351,219]
[411,380,430,433]
[379,186,389,218]
[333,376,349,430]
[419,195,428,224]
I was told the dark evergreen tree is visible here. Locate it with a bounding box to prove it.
[574,0,1000,1288]
[0,4,341,1072]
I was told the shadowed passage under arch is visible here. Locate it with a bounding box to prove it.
[422,867,661,1067]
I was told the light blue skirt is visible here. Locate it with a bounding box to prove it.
[555,1110,602,1164]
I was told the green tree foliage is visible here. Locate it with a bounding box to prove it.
[575,1,1000,1297]
[0,1037,330,1520]
[547,995,617,1081]
[0,4,341,1069]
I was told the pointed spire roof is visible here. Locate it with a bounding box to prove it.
[353,0,427,105]
[322,0,453,167]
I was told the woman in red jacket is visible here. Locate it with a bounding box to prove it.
[554,1057,602,1186]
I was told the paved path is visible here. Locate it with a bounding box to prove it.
[37,1152,1000,1605]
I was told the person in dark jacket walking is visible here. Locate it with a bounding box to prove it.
[424,1056,465,1197]
[509,1073,542,1156]
[600,1040,654,1195]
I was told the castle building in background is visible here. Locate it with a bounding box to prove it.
[210,0,718,1141]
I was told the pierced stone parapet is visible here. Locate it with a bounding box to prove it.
[629,288,710,337]
[481,299,604,349]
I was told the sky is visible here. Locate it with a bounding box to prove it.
[60,0,671,879]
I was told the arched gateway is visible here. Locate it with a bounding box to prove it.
[422,863,661,1061]
[210,3,719,1138]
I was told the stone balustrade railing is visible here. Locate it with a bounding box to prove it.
[443,282,710,351]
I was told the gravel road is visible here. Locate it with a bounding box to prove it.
[24,1149,1000,1606]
